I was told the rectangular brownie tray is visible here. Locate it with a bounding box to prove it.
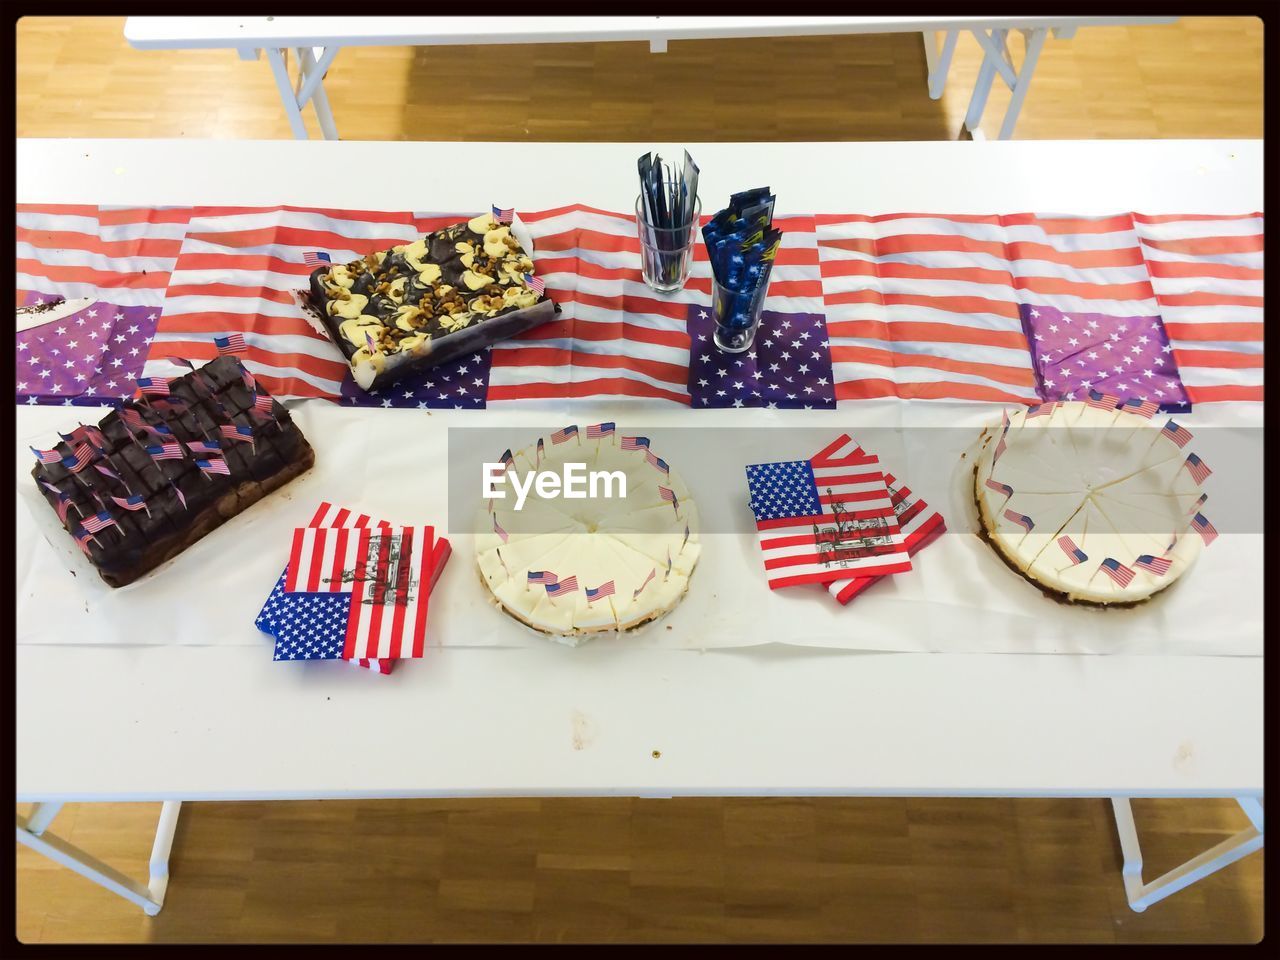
[30,355,314,588]
[306,212,559,393]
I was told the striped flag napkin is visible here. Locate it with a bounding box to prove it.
[745,440,911,589]
[255,502,451,672]
[808,434,946,605]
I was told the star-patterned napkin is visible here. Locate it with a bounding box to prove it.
[16,295,162,408]
[1020,304,1190,412]
[339,348,492,409]
[687,306,836,408]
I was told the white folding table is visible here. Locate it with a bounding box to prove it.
[14,137,1262,918]
[122,16,1176,141]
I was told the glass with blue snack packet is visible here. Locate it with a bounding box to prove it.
[703,188,781,353]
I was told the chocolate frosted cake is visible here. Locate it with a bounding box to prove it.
[31,356,314,587]
[307,212,558,392]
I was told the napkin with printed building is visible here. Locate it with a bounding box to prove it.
[256,502,451,671]
[745,439,911,589]
[811,435,947,605]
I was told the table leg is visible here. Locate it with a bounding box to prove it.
[997,28,1048,140]
[15,801,183,916]
[265,47,310,140]
[923,30,959,100]
[1110,796,1264,912]
[962,29,1006,137]
[296,47,339,141]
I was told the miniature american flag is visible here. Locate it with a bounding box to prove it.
[1100,557,1135,587]
[40,480,76,522]
[196,457,231,477]
[646,450,670,476]
[80,511,119,535]
[147,443,184,462]
[73,529,99,555]
[136,377,170,398]
[586,421,615,439]
[1119,397,1159,419]
[621,436,650,451]
[1085,389,1119,411]
[658,485,679,514]
[169,482,187,509]
[215,333,247,356]
[493,514,509,543]
[536,437,544,465]
[302,250,332,266]
[633,568,656,599]
[1162,420,1193,449]
[221,424,254,447]
[1191,492,1208,513]
[585,581,615,603]
[527,570,557,586]
[984,478,1013,498]
[1134,554,1172,576]
[545,575,578,598]
[746,446,910,590]
[1003,509,1035,533]
[186,439,223,455]
[61,444,94,473]
[31,446,61,465]
[523,273,545,295]
[1058,535,1088,565]
[58,425,92,445]
[492,205,514,224]
[1191,512,1218,545]
[993,431,1008,464]
[500,448,514,468]
[112,494,150,516]
[1183,453,1212,484]
[551,424,578,444]
[253,392,274,415]
[94,462,125,484]
[1025,402,1058,419]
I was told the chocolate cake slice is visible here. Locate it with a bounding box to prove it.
[30,356,314,588]
[307,212,558,393]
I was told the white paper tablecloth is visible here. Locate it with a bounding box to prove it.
[15,399,1262,657]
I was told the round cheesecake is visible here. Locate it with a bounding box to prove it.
[476,431,700,641]
[974,402,1207,605]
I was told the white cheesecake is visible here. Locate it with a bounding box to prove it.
[476,430,700,642]
[974,402,1207,605]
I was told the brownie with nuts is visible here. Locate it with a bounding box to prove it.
[307,212,558,392]
[31,355,314,588]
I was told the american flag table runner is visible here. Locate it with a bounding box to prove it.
[746,443,910,589]
[16,204,1262,407]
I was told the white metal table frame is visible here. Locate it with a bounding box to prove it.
[124,16,1175,141]
[15,136,1259,921]
[15,795,1263,917]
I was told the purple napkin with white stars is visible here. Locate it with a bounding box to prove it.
[16,294,162,408]
[1020,303,1191,412]
[339,347,492,409]
[686,306,836,409]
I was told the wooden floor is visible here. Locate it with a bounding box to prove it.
[17,798,1263,943]
[15,15,1264,945]
[16,17,1263,141]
